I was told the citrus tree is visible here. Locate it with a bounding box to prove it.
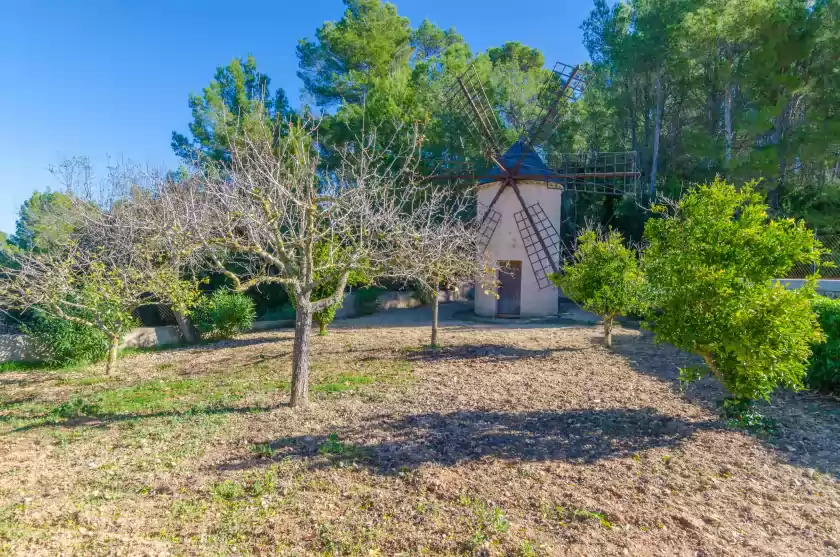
[642,178,825,402]
[551,228,646,348]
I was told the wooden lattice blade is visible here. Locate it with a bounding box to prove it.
[446,63,506,167]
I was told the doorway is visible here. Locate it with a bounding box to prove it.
[496,260,522,317]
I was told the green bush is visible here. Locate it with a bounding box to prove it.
[193,290,256,339]
[22,310,109,368]
[807,296,840,393]
[642,179,824,402]
[550,228,647,347]
[354,287,385,317]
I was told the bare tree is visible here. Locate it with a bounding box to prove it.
[389,199,490,348]
[0,162,201,374]
[158,118,472,406]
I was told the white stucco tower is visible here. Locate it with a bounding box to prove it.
[474,141,563,318]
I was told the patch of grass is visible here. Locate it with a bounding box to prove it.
[457,495,512,551]
[318,433,368,461]
[248,443,275,459]
[311,359,413,396]
[0,361,48,372]
[49,396,100,420]
[551,505,614,529]
[63,376,110,386]
[211,480,245,501]
[312,373,374,393]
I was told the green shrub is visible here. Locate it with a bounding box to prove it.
[193,290,256,339]
[354,287,385,317]
[642,179,825,402]
[22,310,109,368]
[550,228,647,347]
[807,296,840,393]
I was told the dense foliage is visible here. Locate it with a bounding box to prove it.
[578,0,840,233]
[806,296,840,394]
[643,179,825,401]
[168,0,839,239]
[550,229,647,347]
[22,309,111,368]
[193,290,257,339]
[354,287,386,317]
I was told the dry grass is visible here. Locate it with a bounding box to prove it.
[0,315,839,556]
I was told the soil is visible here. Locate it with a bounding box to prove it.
[0,303,838,556]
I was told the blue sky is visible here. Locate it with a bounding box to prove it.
[0,0,594,235]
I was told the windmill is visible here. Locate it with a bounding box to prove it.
[436,61,640,317]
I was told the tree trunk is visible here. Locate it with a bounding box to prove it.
[649,74,664,196]
[603,316,613,349]
[173,310,198,344]
[290,294,313,408]
[106,335,119,375]
[317,318,327,336]
[430,292,440,348]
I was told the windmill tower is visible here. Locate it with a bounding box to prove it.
[438,62,640,317]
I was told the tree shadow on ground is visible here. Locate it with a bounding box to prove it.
[0,374,59,388]
[403,344,586,363]
[174,335,292,353]
[221,407,717,474]
[609,331,840,478]
[6,401,288,433]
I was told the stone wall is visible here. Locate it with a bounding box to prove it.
[780,279,840,299]
[0,335,43,363]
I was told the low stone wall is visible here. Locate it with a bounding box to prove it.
[121,326,183,349]
[0,290,437,363]
[780,279,840,299]
[0,334,44,363]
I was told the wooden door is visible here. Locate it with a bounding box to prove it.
[496,260,522,317]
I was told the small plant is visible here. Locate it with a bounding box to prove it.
[552,504,613,529]
[517,539,544,557]
[211,480,245,501]
[806,296,840,393]
[245,470,277,496]
[49,396,99,420]
[318,433,348,455]
[248,443,274,459]
[317,433,367,461]
[550,228,646,348]
[571,508,613,529]
[721,398,778,434]
[193,290,256,339]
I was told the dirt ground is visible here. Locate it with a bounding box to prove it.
[1,303,839,556]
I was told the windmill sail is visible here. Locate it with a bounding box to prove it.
[545,151,640,196]
[446,64,506,167]
[525,63,590,147]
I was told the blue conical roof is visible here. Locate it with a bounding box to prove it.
[481,140,554,183]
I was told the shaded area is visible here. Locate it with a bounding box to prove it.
[159,334,292,353]
[227,408,716,474]
[404,343,586,363]
[610,331,840,478]
[7,401,287,433]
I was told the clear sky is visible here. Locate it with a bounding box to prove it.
[0,0,595,235]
